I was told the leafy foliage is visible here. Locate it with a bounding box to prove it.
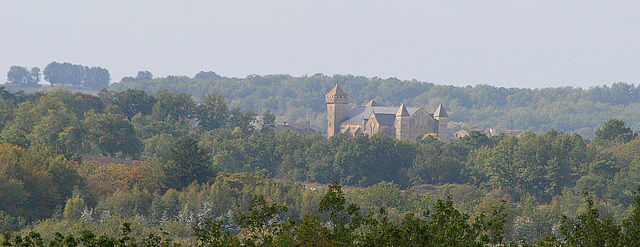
[82,112,141,158]
[591,118,637,149]
[163,138,213,190]
[560,192,622,246]
[4,71,640,245]
[6,66,40,85]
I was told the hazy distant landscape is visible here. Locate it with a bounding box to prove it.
[3,1,640,245]
[9,67,640,139]
[1,63,640,245]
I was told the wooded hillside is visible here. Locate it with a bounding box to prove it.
[2,71,640,245]
[109,72,640,138]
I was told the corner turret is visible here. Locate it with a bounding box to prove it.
[396,103,410,117]
[395,103,411,140]
[433,104,448,140]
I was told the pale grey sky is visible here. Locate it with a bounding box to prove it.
[2,1,639,88]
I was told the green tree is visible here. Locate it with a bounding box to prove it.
[82,112,142,158]
[260,110,276,133]
[0,99,15,134]
[560,192,622,246]
[0,101,34,148]
[136,71,153,80]
[576,160,619,200]
[7,66,40,85]
[471,131,588,202]
[411,135,464,185]
[141,133,177,162]
[0,144,71,221]
[163,138,213,190]
[151,89,195,121]
[7,66,29,84]
[229,107,257,134]
[234,195,288,246]
[361,196,507,246]
[43,62,109,88]
[622,187,640,245]
[318,181,362,244]
[62,195,85,221]
[29,67,41,85]
[359,181,407,210]
[274,214,333,246]
[0,211,25,232]
[0,172,28,218]
[0,96,85,151]
[113,89,156,119]
[331,133,414,187]
[44,62,67,85]
[84,66,110,89]
[194,71,222,80]
[193,218,240,247]
[591,118,637,148]
[196,92,230,131]
[30,101,80,148]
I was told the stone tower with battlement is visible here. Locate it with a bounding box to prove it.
[326,84,349,137]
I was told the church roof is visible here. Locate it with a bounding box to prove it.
[325,84,348,97]
[434,104,448,117]
[341,106,421,125]
[371,113,396,126]
[396,103,410,117]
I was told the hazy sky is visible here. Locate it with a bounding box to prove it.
[2,1,639,88]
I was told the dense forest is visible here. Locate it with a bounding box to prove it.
[3,66,640,245]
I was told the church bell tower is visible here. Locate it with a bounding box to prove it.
[326,84,348,137]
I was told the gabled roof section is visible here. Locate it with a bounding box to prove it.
[365,100,379,107]
[396,103,410,117]
[326,84,348,97]
[341,106,420,125]
[369,111,396,126]
[374,113,397,125]
[434,104,448,117]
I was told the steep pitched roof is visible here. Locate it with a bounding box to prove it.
[341,106,420,125]
[396,103,410,117]
[325,84,348,97]
[374,113,396,125]
[433,103,448,117]
[369,111,396,126]
[365,100,379,107]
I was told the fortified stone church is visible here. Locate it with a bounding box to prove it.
[326,84,448,142]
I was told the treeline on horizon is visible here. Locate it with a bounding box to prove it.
[8,63,640,139]
[0,84,639,244]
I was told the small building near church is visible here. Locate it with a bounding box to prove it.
[453,128,526,139]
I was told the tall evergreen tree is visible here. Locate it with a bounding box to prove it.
[163,138,213,190]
